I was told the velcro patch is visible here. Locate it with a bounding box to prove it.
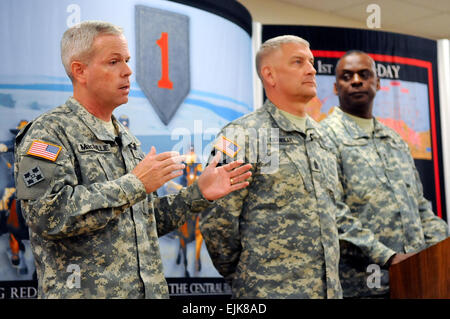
[271,137,296,144]
[27,140,62,162]
[22,166,45,187]
[78,143,111,153]
[214,136,241,158]
[311,159,321,172]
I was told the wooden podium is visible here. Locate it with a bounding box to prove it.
[389,237,450,298]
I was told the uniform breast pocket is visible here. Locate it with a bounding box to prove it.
[97,156,116,181]
[252,148,309,208]
[268,149,307,185]
[319,151,340,190]
[317,150,342,217]
[341,147,387,200]
[130,147,145,166]
[401,165,417,194]
[384,141,418,196]
[76,153,115,183]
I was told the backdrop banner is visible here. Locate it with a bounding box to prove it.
[263,25,447,225]
[0,0,252,298]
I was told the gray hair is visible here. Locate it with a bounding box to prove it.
[255,35,310,81]
[61,20,124,80]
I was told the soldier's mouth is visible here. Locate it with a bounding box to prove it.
[349,91,368,96]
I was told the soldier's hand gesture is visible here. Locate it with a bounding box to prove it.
[132,146,186,194]
[197,152,252,201]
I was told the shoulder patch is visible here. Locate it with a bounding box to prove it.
[22,166,45,187]
[27,140,62,162]
[214,136,241,158]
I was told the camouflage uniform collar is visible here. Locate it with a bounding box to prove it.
[66,97,120,142]
[264,99,321,140]
[372,119,391,139]
[334,106,371,140]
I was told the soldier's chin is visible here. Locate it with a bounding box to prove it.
[302,90,317,102]
[305,86,316,96]
[118,96,129,106]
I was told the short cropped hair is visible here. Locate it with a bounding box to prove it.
[61,20,123,80]
[335,50,377,78]
[255,35,310,81]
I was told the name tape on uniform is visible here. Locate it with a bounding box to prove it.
[78,143,111,153]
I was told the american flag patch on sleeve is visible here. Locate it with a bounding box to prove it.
[214,136,241,158]
[27,140,62,162]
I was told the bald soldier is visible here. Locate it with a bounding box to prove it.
[14,21,252,298]
[321,50,449,298]
[200,36,380,298]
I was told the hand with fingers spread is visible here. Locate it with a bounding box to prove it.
[197,152,252,201]
[132,146,186,194]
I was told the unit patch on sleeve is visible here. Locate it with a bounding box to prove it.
[27,140,62,162]
[22,166,46,187]
[214,136,241,158]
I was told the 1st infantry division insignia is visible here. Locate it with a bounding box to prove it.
[23,166,45,187]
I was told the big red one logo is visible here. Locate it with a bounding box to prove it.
[135,6,190,125]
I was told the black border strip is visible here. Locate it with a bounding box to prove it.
[167,0,252,36]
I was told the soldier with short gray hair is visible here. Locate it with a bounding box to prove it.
[199,36,378,298]
[14,20,252,298]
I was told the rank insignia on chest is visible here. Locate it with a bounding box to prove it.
[27,140,62,162]
[22,166,45,187]
[312,159,321,172]
[214,136,241,158]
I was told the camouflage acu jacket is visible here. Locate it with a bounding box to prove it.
[200,99,350,299]
[14,97,211,298]
[321,107,449,298]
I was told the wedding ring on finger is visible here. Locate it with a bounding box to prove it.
[230,178,234,185]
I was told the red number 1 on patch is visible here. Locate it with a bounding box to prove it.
[156,32,173,89]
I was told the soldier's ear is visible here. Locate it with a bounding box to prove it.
[376,77,381,91]
[262,65,276,87]
[71,61,87,84]
[333,82,338,95]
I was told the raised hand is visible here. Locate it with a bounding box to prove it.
[197,152,252,201]
[132,146,186,194]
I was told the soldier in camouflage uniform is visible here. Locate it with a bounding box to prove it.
[14,21,252,298]
[200,36,380,298]
[321,50,449,298]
